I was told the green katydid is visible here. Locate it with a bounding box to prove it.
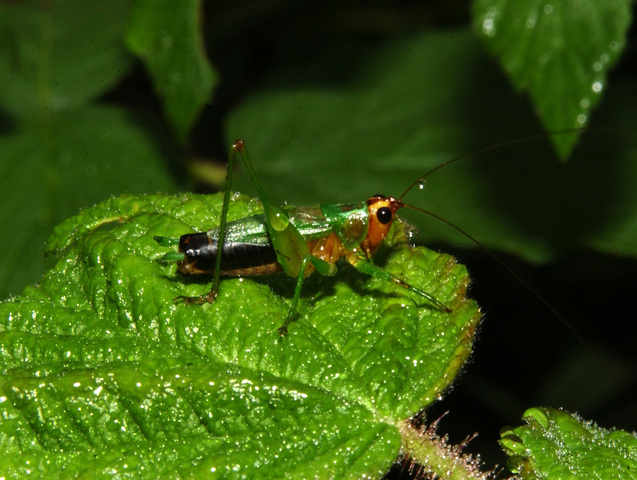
[156,130,610,337]
[155,139,452,335]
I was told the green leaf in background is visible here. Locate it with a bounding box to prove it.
[501,408,637,478]
[0,105,177,301]
[126,0,217,143]
[0,1,181,299]
[473,0,632,158]
[0,193,481,478]
[0,0,131,117]
[225,29,637,263]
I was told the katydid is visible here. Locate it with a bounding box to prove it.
[155,139,451,335]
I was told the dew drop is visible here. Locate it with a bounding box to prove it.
[526,15,537,28]
[481,10,498,36]
[161,35,173,48]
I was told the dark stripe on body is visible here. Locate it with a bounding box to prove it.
[177,232,278,274]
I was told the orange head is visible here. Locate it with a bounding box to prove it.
[361,195,405,257]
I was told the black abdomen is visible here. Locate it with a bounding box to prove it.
[177,232,279,275]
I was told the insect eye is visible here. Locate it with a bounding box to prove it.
[373,194,386,199]
[376,207,393,224]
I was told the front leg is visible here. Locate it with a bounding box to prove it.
[347,253,450,312]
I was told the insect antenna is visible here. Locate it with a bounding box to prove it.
[400,201,595,357]
[397,125,629,388]
[398,126,618,201]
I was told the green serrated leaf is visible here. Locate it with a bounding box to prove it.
[473,0,632,158]
[0,192,481,478]
[500,407,637,479]
[126,0,217,142]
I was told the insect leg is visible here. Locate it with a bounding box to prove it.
[231,140,312,279]
[348,254,450,312]
[174,140,245,304]
[278,254,337,336]
[179,138,314,305]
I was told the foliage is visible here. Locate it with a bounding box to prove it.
[1,193,480,477]
[0,0,635,478]
[501,408,637,479]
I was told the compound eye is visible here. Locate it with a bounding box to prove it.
[376,207,393,224]
[373,194,386,199]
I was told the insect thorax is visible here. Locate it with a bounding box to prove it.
[319,202,369,250]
